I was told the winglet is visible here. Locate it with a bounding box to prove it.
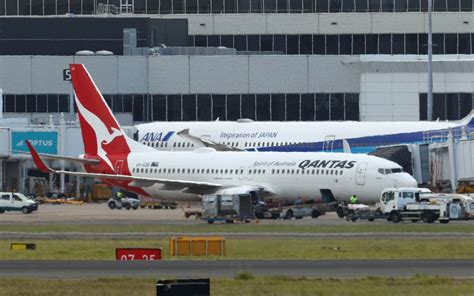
[342,139,352,154]
[25,140,54,173]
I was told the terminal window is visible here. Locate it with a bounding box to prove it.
[192,33,474,55]
[419,93,474,121]
[1,0,472,15]
[4,92,359,122]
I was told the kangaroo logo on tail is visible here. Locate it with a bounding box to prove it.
[70,64,131,172]
[74,96,123,170]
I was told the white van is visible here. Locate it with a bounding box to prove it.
[0,192,38,214]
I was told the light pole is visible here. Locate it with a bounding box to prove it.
[427,0,433,121]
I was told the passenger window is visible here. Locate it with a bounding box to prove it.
[2,194,9,200]
[13,195,22,201]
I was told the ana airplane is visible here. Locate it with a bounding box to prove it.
[137,112,474,153]
[26,64,417,204]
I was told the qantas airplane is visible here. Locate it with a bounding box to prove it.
[137,112,474,153]
[26,64,417,204]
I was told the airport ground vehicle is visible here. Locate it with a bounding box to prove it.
[419,193,474,220]
[201,194,254,224]
[0,192,38,214]
[107,197,140,210]
[338,188,472,223]
[263,199,327,220]
[380,188,472,223]
[139,196,177,209]
[336,203,373,221]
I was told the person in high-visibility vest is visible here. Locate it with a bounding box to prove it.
[350,194,359,204]
[116,191,124,200]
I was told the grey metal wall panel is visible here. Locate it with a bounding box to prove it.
[249,56,308,93]
[148,56,189,94]
[0,56,32,93]
[64,127,85,157]
[31,56,72,94]
[117,57,148,93]
[308,56,361,93]
[190,56,249,94]
[72,56,119,93]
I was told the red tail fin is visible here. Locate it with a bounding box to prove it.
[70,64,131,170]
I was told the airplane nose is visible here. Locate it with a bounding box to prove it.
[396,174,418,188]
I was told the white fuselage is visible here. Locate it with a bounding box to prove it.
[136,120,468,153]
[127,149,417,204]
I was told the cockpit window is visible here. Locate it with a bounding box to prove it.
[378,168,404,175]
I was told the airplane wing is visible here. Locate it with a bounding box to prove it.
[25,140,221,191]
[177,129,243,152]
[13,150,100,165]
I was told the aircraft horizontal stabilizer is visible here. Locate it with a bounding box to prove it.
[14,149,99,165]
[25,140,222,191]
[177,129,243,152]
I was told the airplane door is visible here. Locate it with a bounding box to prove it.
[114,160,124,175]
[323,135,336,152]
[355,162,368,185]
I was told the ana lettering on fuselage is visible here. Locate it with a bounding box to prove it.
[298,160,356,170]
[140,131,174,142]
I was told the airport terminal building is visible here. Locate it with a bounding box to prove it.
[0,0,473,193]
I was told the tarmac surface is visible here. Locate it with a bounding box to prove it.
[1,231,471,240]
[0,259,472,279]
[1,203,474,226]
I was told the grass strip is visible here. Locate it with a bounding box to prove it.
[0,275,472,296]
[1,238,473,260]
[0,223,473,233]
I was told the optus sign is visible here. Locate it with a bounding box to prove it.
[12,131,58,155]
[115,248,162,261]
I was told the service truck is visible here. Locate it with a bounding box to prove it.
[379,187,465,223]
[338,187,472,223]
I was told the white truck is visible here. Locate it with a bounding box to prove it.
[379,187,464,223]
[0,192,39,214]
